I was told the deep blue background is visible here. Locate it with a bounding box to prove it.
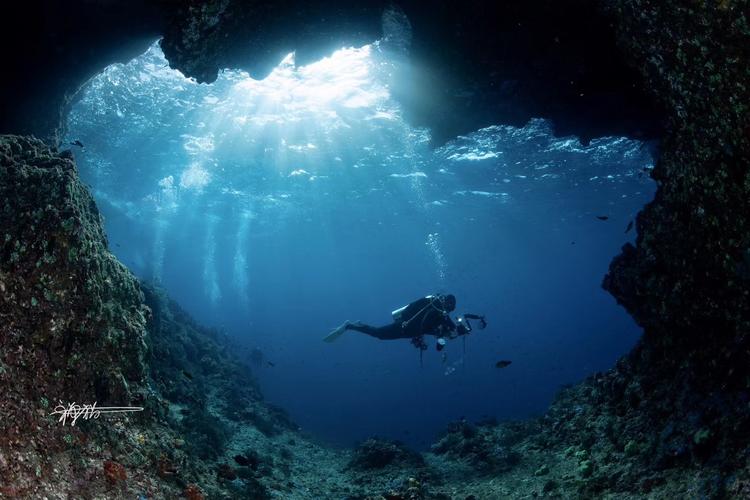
[66,41,654,449]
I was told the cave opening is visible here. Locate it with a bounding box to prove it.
[4,0,749,497]
[64,36,656,449]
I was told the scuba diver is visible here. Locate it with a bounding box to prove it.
[324,293,486,352]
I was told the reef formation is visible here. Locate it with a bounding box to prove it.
[1,0,749,498]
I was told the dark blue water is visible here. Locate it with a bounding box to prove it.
[66,40,655,449]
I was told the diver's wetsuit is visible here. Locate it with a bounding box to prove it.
[346,296,456,340]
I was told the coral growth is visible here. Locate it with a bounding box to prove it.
[349,438,425,471]
[103,460,127,485]
[431,419,523,473]
[0,136,157,497]
[602,2,750,387]
[183,483,204,500]
[0,135,149,405]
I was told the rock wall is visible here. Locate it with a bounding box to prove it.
[0,136,149,407]
[603,2,750,386]
[0,2,166,142]
[0,135,156,496]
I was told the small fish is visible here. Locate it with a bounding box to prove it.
[571,241,576,245]
[495,360,512,369]
[596,215,609,221]
[267,361,275,367]
[625,221,634,233]
[70,140,85,148]
[181,369,193,380]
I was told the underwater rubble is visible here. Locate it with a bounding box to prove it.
[420,359,750,499]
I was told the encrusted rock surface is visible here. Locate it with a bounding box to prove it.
[0,135,163,497]
[604,0,750,371]
[348,438,426,472]
[0,135,149,407]
[598,0,750,482]
[421,373,750,498]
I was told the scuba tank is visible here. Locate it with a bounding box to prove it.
[391,304,409,322]
[392,295,441,323]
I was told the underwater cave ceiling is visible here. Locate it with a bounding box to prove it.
[1,0,662,146]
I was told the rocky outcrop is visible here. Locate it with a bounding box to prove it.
[422,365,750,498]
[0,135,149,407]
[348,438,426,472]
[431,419,525,474]
[603,0,750,370]
[0,135,160,496]
[159,1,385,83]
[570,3,750,495]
